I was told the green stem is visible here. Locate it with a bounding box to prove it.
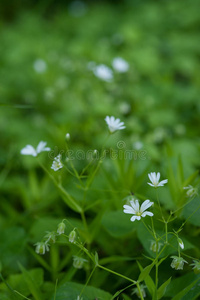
[178,203,200,231]
[79,265,96,298]
[142,219,155,238]
[165,221,168,244]
[156,189,164,220]
[39,162,82,213]
[97,264,136,284]
[154,263,158,300]
[136,282,145,300]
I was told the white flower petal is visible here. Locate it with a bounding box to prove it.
[142,211,154,217]
[130,216,137,222]
[140,200,153,213]
[123,206,135,214]
[147,183,154,187]
[158,179,168,186]
[134,200,140,212]
[20,145,37,156]
[131,215,141,222]
[156,172,160,182]
[36,141,51,153]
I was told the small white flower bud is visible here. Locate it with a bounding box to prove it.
[44,231,57,243]
[150,241,162,253]
[35,242,49,255]
[73,256,87,269]
[191,260,200,274]
[69,229,76,243]
[65,133,70,142]
[57,222,66,235]
[178,238,184,249]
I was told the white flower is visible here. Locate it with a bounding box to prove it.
[123,199,154,222]
[57,222,66,235]
[73,256,88,269]
[112,57,129,73]
[171,256,188,270]
[51,154,63,171]
[33,59,47,73]
[191,260,200,273]
[147,172,168,188]
[34,242,50,255]
[93,64,113,82]
[133,141,143,150]
[69,229,76,243]
[183,185,198,197]
[132,284,146,298]
[178,238,184,249]
[105,116,125,133]
[65,133,70,141]
[150,240,163,253]
[20,141,51,157]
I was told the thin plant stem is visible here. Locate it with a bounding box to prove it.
[136,282,145,300]
[97,264,136,284]
[39,161,82,213]
[79,265,96,298]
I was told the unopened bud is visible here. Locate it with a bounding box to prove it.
[57,222,66,235]
[69,229,76,243]
[178,238,184,249]
[65,133,70,142]
[35,242,49,255]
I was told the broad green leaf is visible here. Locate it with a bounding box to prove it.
[183,170,199,187]
[157,277,171,300]
[18,264,43,300]
[165,273,200,297]
[0,268,43,298]
[171,277,200,300]
[102,210,138,237]
[0,227,27,273]
[177,156,184,186]
[182,196,200,226]
[52,282,112,300]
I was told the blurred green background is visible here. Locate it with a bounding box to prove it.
[0,0,200,298]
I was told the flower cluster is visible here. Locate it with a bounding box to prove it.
[51,154,63,171]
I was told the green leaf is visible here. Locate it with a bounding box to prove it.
[177,156,184,186]
[137,261,155,296]
[52,282,112,300]
[94,252,99,266]
[138,261,155,283]
[102,210,138,237]
[0,226,27,273]
[18,264,43,300]
[157,277,171,300]
[0,268,44,298]
[171,277,200,300]
[110,283,135,300]
[165,273,200,297]
[183,170,199,187]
